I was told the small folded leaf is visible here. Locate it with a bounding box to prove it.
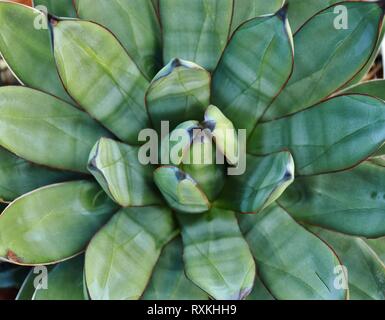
[33,255,85,300]
[85,206,177,300]
[154,166,210,214]
[312,228,385,300]
[160,0,233,71]
[52,19,150,145]
[179,208,255,300]
[0,87,110,173]
[0,2,72,102]
[0,147,78,202]
[344,80,385,101]
[248,95,385,175]
[34,0,77,17]
[264,1,383,119]
[146,58,210,132]
[75,0,161,78]
[204,105,239,165]
[143,237,208,300]
[231,0,284,32]
[88,138,161,207]
[181,132,226,201]
[212,8,293,135]
[279,162,385,238]
[215,152,294,213]
[239,205,348,300]
[0,181,117,265]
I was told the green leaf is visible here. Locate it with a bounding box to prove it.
[33,255,85,300]
[0,87,110,173]
[0,147,78,202]
[85,206,177,300]
[212,10,293,135]
[215,152,294,213]
[239,205,348,300]
[344,80,385,101]
[231,0,283,32]
[366,238,385,264]
[279,162,385,238]
[263,1,383,119]
[143,237,208,300]
[160,0,233,71]
[34,0,77,17]
[178,208,255,300]
[146,58,210,132]
[154,166,210,214]
[52,19,150,145]
[15,270,35,300]
[312,228,385,300]
[247,275,275,301]
[0,2,72,103]
[0,181,117,265]
[286,0,340,33]
[88,138,161,207]
[248,94,385,176]
[75,0,161,79]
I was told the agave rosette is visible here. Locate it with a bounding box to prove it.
[0,0,385,300]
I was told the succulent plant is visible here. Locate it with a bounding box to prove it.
[1,0,385,300]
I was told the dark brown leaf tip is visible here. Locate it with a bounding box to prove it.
[276,3,289,21]
[171,58,183,69]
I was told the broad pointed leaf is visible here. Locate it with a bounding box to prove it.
[179,208,255,300]
[85,206,177,300]
[344,80,385,101]
[75,0,161,79]
[212,10,293,136]
[146,58,210,132]
[0,2,72,102]
[33,255,85,300]
[239,205,348,300]
[231,0,284,32]
[34,0,77,17]
[215,152,294,213]
[0,181,117,265]
[52,19,150,145]
[263,1,383,119]
[279,162,385,238]
[160,0,233,71]
[0,147,78,202]
[88,138,161,207]
[248,95,385,175]
[143,237,208,300]
[0,87,110,173]
[312,228,385,300]
[154,166,210,214]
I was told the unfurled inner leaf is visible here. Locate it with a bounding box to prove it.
[88,138,161,207]
[0,87,110,173]
[212,10,293,136]
[160,0,233,71]
[0,181,117,265]
[179,208,255,300]
[239,205,348,300]
[248,95,385,175]
[215,152,294,213]
[154,166,210,214]
[279,162,385,238]
[75,0,161,79]
[52,19,150,145]
[85,206,177,300]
